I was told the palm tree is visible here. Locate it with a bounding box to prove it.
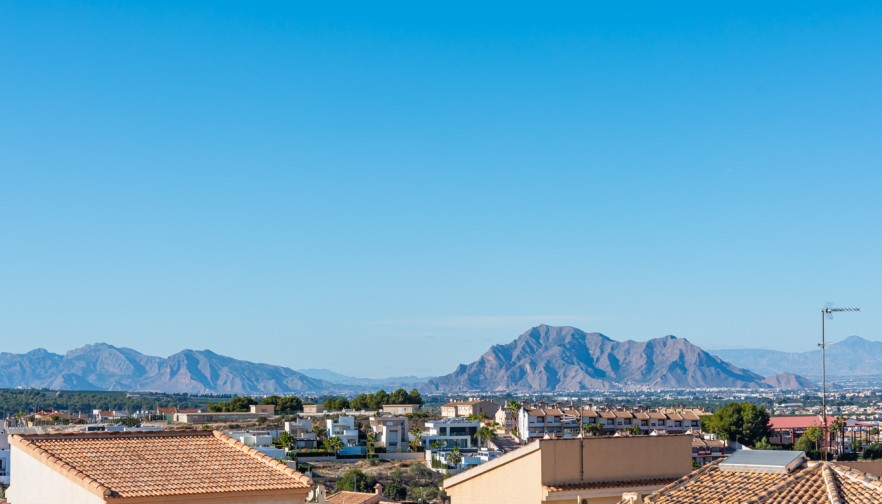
[409,427,423,452]
[506,400,521,412]
[325,436,343,455]
[831,416,847,455]
[475,426,494,448]
[583,422,605,437]
[447,447,462,469]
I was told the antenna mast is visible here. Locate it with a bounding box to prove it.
[819,306,859,461]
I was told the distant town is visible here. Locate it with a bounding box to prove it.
[1,378,882,503]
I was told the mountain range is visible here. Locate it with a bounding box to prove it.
[426,325,773,392]
[0,343,337,394]
[710,335,882,377]
[4,326,853,394]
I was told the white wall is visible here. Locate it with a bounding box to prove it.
[7,446,106,504]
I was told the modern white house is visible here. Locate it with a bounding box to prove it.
[432,447,502,470]
[421,418,481,450]
[327,416,360,447]
[368,416,409,452]
[284,418,318,448]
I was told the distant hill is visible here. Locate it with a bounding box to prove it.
[0,343,341,394]
[426,325,768,392]
[295,368,430,389]
[761,372,818,389]
[711,336,882,377]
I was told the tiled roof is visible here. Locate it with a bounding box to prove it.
[770,415,832,430]
[641,459,882,503]
[546,478,678,492]
[326,491,397,504]
[10,430,311,499]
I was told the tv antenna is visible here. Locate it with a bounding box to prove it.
[818,304,859,461]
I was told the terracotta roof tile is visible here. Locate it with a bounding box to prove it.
[326,491,397,504]
[545,478,678,492]
[641,459,882,504]
[10,430,311,499]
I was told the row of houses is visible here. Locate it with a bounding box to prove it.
[516,407,709,440]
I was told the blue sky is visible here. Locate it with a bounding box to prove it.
[1,2,880,377]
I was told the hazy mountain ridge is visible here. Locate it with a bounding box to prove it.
[0,343,337,394]
[711,336,882,377]
[427,325,769,392]
[761,372,818,389]
[295,368,430,389]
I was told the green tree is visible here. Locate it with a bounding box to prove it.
[506,400,522,411]
[366,431,377,457]
[869,427,880,443]
[389,388,408,405]
[406,388,423,405]
[476,426,495,447]
[336,469,376,492]
[322,396,349,411]
[312,423,327,443]
[583,422,605,437]
[700,402,771,448]
[384,482,407,501]
[753,437,780,450]
[261,395,303,413]
[409,427,423,452]
[447,447,462,469]
[118,417,141,428]
[324,436,344,454]
[276,431,294,450]
[862,443,882,460]
[622,425,642,436]
[831,415,847,454]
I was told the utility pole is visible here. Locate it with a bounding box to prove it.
[819,306,859,461]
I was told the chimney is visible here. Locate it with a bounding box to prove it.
[374,483,383,495]
[621,492,642,503]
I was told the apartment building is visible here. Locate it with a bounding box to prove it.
[441,400,500,419]
[517,407,707,441]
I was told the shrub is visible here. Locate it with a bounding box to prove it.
[862,443,882,460]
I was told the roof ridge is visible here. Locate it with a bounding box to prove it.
[9,434,113,498]
[743,463,822,504]
[830,462,882,492]
[12,429,215,441]
[821,463,844,504]
[211,430,312,486]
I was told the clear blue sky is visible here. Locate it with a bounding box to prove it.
[1,1,880,378]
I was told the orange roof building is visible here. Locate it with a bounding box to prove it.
[635,451,882,504]
[326,484,398,504]
[7,430,312,503]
